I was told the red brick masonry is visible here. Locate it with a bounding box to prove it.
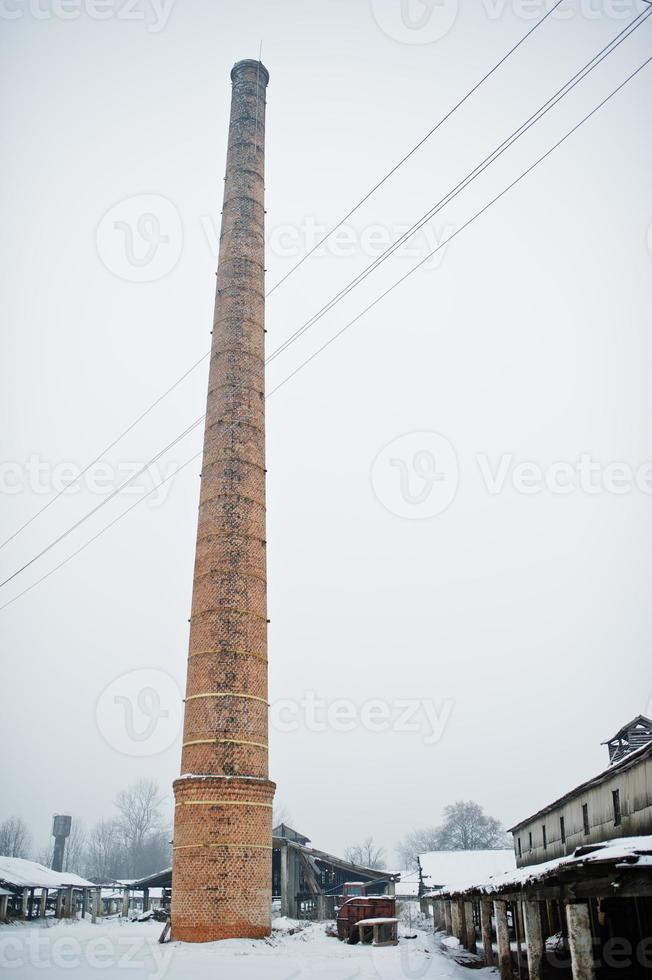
[171,58,275,943]
[172,775,275,941]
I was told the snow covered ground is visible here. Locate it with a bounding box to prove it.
[0,915,495,980]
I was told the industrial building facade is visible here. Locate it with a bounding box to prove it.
[510,719,652,868]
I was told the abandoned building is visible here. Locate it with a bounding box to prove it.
[422,718,652,979]
[0,856,97,922]
[133,825,397,922]
[510,715,652,867]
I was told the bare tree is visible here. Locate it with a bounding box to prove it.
[397,802,508,869]
[62,819,86,872]
[345,836,386,870]
[114,778,165,878]
[272,802,292,829]
[0,816,31,858]
[85,819,122,883]
[35,842,53,867]
[436,801,507,850]
[396,826,441,870]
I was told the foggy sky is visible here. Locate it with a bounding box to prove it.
[1,0,651,866]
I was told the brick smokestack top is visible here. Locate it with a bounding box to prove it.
[171,58,275,943]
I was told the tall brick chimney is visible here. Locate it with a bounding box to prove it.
[171,58,275,943]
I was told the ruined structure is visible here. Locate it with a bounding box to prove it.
[171,59,275,943]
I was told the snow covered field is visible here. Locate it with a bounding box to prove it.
[0,915,494,980]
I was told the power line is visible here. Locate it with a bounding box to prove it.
[268,54,652,397]
[264,0,567,297]
[0,351,210,553]
[2,16,648,594]
[2,55,649,612]
[265,7,652,367]
[0,7,565,554]
[0,452,203,613]
[0,414,205,590]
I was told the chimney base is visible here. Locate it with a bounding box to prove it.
[171,774,276,942]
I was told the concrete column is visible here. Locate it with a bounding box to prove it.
[0,894,8,921]
[65,886,74,919]
[432,900,441,930]
[280,843,289,917]
[81,889,88,919]
[494,900,513,980]
[524,900,545,980]
[39,890,47,918]
[464,901,476,953]
[451,900,467,946]
[437,900,445,931]
[387,879,395,897]
[55,890,64,918]
[143,888,150,912]
[121,890,130,917]
[480,899,494,966]
[444,899,453,935]
[91,890,99,924]
[566,903,596,980]
[22,887,29,919]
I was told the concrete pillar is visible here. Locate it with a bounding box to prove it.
[39,890,47,918]
[387,879,395,897]
[91,890,99,924]
[81,889,88,919]
[432,900,441,930]
[143,887,150,913]
[524,900,545,980]
[280,843,289,917]
[566,903,596,980]
[480,899,494,966]
[437,900,445,931]
[121,890,130,917]
[55,889,64,918]
[65,886,74,919]
[451,900,466,946]
[0,894,8,921]
[464,901,476,952]
[170,56,275,946]
[22,887,29,919]
[444,899,453,935]
[494,900,513,980]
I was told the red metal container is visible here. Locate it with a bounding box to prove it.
[336,896,396,941]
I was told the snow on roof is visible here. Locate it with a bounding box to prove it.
[420,849,516,894]
[425,836,652,899]
[0,856,95,890]
[396,850,516,897]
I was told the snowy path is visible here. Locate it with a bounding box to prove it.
[0,916,496,980]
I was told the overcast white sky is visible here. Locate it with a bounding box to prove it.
[1,0,651,866]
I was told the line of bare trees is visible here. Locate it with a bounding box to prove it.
[1,778,171,882]
[396,800,512,869]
